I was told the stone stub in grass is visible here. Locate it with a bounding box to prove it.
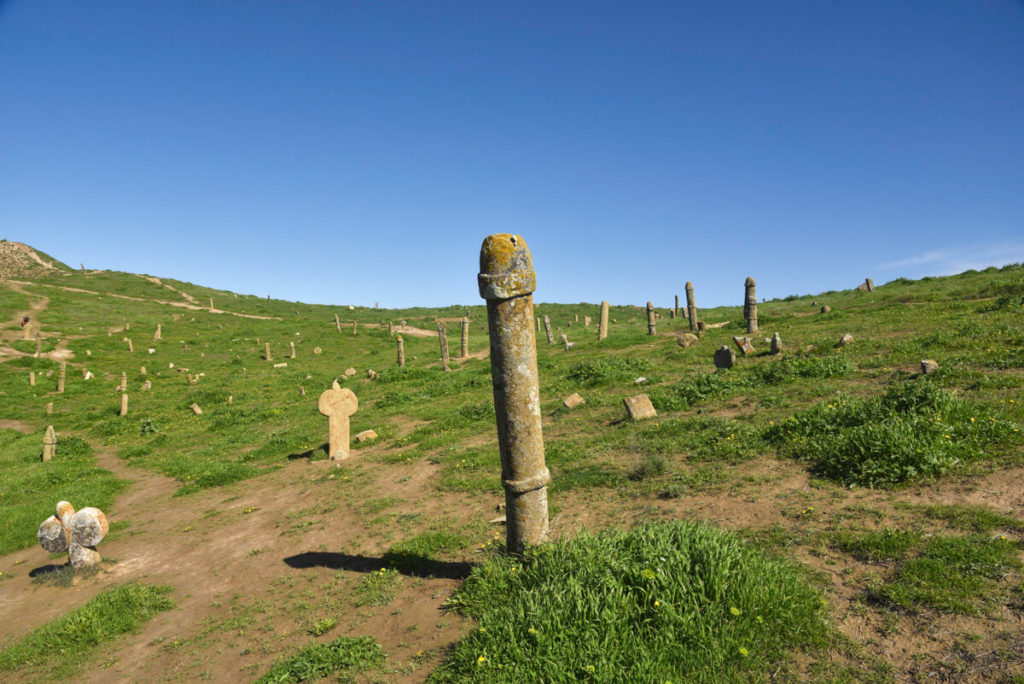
[856,277,875,292]
[820,305,831,314]
[563,392,584,409]
[584,315,591,328]
[154,324,161,340]
[714,345,735,369]
[561,334,573,350]
[29,371,35,386]
[733,336,754,355]
[42,425,56,461]
[355,429,377,443]
[190,402,202,415]
[921,359,939,374]
[646,301,656,335]
[677,333,698,348]
[623,394,656,420]
[57,362,66,393]
[396,335,405,367]
[599,301,609,340]
[38,501,108,568]
[771,332,782,355]
[319,385,358,461]
[838,333,854,346]
[343,367,357,377]
[119,393,128,416]
[46,402,53,415]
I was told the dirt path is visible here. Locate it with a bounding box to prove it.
[133,274,200,305]
[0,282,52,362]
[5,280,280,321]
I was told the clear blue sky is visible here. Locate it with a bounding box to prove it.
[2,1,1022,308]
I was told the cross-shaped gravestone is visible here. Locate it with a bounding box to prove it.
[318,381,358,461]
[37,501,108,568]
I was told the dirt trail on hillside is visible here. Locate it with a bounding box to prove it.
[0,282,51,362]
[5,280,280,321]
[133,273,201,305]
[0,426,472,683]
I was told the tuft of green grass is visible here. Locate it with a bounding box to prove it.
[354,568,402,607]
[752,355,857,384]
[255,635,385,683]
[384,530,471,575]
[920,504,1024,533]
[648,372,744,412]
[829,528,922,562]
[566,356,652,387]
[869,535,1021,614]
[307,617,337,637]
[0,583,174,677]
[765,381,1019,487]
[432,520,831,682]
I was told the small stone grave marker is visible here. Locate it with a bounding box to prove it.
[714,346,735,369]
[355,429,377,443]
[318,383,359,460]
[42,425,56,461]
[563,392,584,409]
[921,359,939,374]
[677,333,698,348]
[623,394,656,420]
[733,336,754,355]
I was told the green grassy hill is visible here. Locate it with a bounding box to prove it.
[1,247,1022,682]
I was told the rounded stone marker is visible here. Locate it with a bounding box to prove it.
[69,507,109,547]
[38,516,70,553]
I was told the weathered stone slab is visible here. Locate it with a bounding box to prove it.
[623,394,656,420]
[714,346,735,369]
[563,392,584,409]
[838,333,854,346]
[733,336,754,355]
[921,359,939,374]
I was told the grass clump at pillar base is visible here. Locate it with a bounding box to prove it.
[430,520,831,683]
[0,583,174,677]
[255,635,385,683]
[764,381,1020,488]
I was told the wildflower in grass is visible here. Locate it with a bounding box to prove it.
[585,665,595,673]
[477,655,487,665]
[756,616,763,623]
[730,606,741,616]
[654,601,661,607]
[641,568,656,580]
[739,647,749,657]
[528,627,538,635]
